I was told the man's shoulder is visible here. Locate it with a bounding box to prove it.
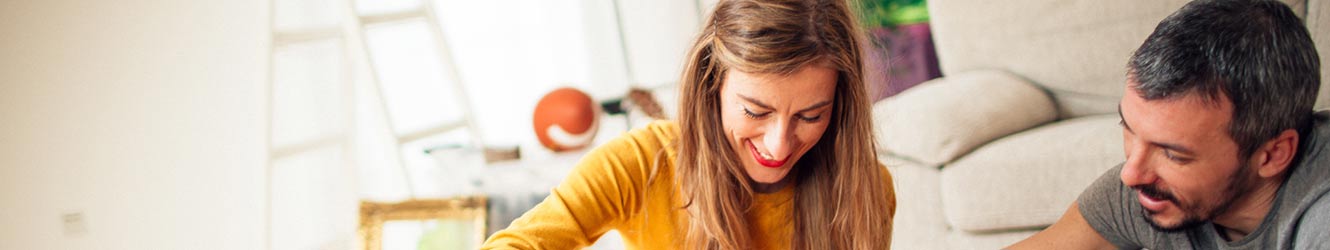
[1286,110,1330,198]
[1292,192,1330,248]
[1286,111,1330,202]
[1283,110,1330,249]
[1301,192,1330,222]
[1298,111,1330,172]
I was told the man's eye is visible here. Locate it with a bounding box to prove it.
[1163,150,1192,164]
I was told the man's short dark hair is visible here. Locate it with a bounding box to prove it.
[1129,0,1321,158]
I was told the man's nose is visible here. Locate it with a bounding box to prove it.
[1120,144,1157,187]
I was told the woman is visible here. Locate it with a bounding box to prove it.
[483,0,895,248]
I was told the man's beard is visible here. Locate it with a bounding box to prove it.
[1133,162,1254,232]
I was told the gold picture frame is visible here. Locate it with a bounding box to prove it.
[358,196,488,250]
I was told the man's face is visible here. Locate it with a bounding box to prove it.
[1117,82,1256,231]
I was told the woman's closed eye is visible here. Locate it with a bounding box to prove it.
[743,107,770,119]
[796,113,821,122]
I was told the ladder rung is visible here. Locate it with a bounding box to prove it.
[273,27,343,47]
[359,8,428,25]
[397,120,466,144]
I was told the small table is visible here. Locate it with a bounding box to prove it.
[358,197,488,250]
[429,149,589,236]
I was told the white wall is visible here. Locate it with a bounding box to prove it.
[420,0,706,156]
[0,0,268,249]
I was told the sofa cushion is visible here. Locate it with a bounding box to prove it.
[1309,0,1330,110]
[947,229,1038,250]
[873,70,1056,167]
[927,0,1307,118]
[883,157,948,250]
[939,114,1124,232]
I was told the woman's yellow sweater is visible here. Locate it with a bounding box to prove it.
[482,120,895,249]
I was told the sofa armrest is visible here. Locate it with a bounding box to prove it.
[872,70,1057,166]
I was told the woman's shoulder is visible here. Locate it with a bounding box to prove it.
[876,162,893,186]
[602,120,679,159]
[577,120,679,175]
[877,161,897,218]
[636,120,679,144]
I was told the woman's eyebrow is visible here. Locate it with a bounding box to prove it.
[738,94,774,110]
[738,94,830,113]
[798,101,831,113]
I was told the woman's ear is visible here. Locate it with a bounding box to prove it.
[1254,129,1300,178]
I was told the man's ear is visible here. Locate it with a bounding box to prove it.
[1254,129,1300,178]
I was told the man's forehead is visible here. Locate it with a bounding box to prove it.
[1120,85,1235,144]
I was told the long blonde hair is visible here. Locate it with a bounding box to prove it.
[672,0,891,248]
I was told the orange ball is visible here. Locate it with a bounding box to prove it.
[533,87,599,151]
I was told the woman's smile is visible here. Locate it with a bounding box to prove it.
[748,140,788,168]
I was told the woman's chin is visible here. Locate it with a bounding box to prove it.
[742,164,791,184]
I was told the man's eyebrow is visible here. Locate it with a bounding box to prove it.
[1118,104,1133,132]
[738,94,773,110]
[1154,142,1196,155]
[1118,104,1195,155]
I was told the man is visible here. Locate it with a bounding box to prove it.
[1009,0,1329,249]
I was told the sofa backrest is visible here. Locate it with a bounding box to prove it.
[927,0,1322,119]
[1308,0,1330,111]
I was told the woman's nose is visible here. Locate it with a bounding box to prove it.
[762,120,795,159]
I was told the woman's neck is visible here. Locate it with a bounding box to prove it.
[751,173,795,193]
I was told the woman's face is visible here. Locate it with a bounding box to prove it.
[719,65,837,185]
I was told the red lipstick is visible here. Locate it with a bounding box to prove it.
[748,141,786,168]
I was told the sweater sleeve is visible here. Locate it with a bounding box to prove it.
[880,163,897,245]
[481,122,672,249]
[881,164,896,221]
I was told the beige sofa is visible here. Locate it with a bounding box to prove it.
[874,0,1330,249]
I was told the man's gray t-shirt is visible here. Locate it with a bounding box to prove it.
[1078,111,1330,249]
